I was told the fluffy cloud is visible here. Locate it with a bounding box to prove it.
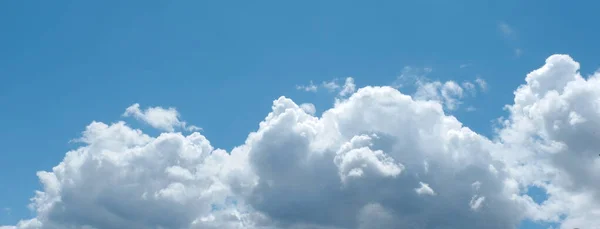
[3,87,526,229]
[6,54,600,229]
[123,103,200,132]
[499,54,600,228]
[18,121,259,229]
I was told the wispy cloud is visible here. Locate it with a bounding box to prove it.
[514,48,523,57]
[475,77,487,91]
[498,22,515,38]
[322,80,340,92]
[498,21,523,57]
[338,77,356,97]
[297,77,356,97]
[296,81,318,92]
[460,63,472,69]
[395,67,487,112]
[392,66,432,89]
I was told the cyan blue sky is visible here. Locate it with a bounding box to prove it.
[1,1,598,228]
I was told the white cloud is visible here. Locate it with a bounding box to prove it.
[415,182,436,196]
[499,22,515,37]
[475,77,487,91]
[460,63,472,69]
[392,66,431,89]
[339,77,356,97]
[8,54,600,229]
[299,77,356,98]
[123,103,200,132]
[396,67,485,111]
[322,80,340,92]
[299,103,316,115]
[3,86,526,229]
[414,80,466,111]
[470,196,486,210]
[498,22,523,57]
[498,54,600,228]
[462,81,476,95]
[296,81,318,92]
[515,48,523,57]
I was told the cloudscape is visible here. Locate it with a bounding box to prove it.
[3,55,600,229]
[1,1,599,229]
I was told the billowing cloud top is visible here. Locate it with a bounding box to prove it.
[3,54,600,229]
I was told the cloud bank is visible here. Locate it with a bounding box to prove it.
[3,54,600,229]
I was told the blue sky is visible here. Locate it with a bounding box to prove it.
[1,1,599,228]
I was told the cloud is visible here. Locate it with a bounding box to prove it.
[462,81,477,95]
[498,22,515,38]
[393,67,485,111]
[414,80,473,111]
[3,87,527,229]
[7,54,600,229]
[393,66,431,89]
[298,77,356,97]
[460,64,472,69]
[415,182,436,196]
[299,103,316,115]
[498,54,600,228]
[475,77,487,91]
[339,77,356,97]
[296,81,318,92]
[515,48,523,57]
[123,103,200,132]
[498,22,523,57]
[322,80,340,92]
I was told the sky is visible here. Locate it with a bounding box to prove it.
[1,1,600,229]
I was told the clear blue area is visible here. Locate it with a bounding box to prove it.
[527,185,549,205]
[1,1,598,227]
[519,220,559,229]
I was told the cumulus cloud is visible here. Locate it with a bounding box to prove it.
[498,54,600,228]
[6,54,600,229]
[3,87,526,229]
[123,103,200,132]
